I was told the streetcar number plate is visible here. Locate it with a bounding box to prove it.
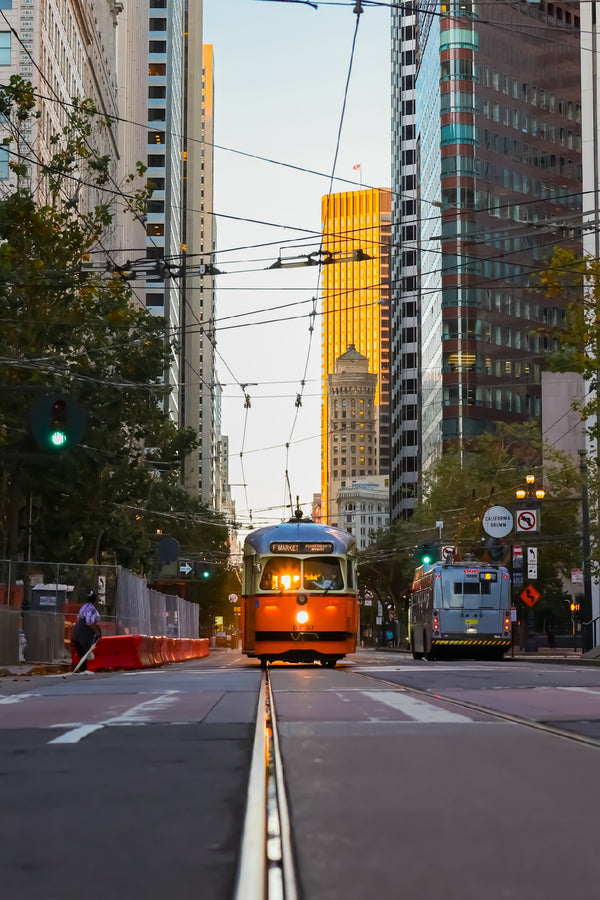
[465,619,479,625]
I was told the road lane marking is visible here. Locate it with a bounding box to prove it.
[47,690,182,744]
[559,687,600,696]
[49,724,104,744]
[0,693,38,704]
[363,690,474,723]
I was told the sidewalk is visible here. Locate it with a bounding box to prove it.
[0,659,72,678]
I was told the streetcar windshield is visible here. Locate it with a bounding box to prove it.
[441,578,501,609]
[303,557,344,591]
[258,556,344,591]
[260,558,301,591]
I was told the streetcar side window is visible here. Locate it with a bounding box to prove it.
[259,558,301,591]
[303,557,344,591]
[347,560,355,589]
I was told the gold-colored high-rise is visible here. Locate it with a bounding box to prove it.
[320,188,391,523]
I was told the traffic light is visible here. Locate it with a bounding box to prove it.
[29,394,87,453]
[194,561,214,579]
[485,537,509,564]
[49,399,67,448]
[415,543,436,566]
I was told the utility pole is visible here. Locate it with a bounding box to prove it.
[578,450,593,640]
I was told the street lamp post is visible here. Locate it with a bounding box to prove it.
[515,475,545,654]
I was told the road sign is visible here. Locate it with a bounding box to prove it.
[516,509,538,532]
[229,593,239,603]
[520,584,541,607]
[527,546,537,579]
[571,568,584,584]
[442,545,456,560]
[482,505,514,537]
[179,562,192,575]
[513,571,523,586]
[512,545,523,570]
[157,535,181,563]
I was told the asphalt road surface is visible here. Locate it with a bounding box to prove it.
[2,647,600,899]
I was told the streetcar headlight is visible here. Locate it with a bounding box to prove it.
[296,610,309,625]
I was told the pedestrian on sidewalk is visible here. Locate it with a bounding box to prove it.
[71,591,102,672]
[546,623,556,650]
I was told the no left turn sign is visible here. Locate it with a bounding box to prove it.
[516,509,538,532]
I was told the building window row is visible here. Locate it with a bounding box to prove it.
[480,100,581,149]
[480,67,581,122]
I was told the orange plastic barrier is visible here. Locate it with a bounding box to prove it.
[71,635,210,671]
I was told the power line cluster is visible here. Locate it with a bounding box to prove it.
[0,1,595,527]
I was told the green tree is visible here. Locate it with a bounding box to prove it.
[362,423,580,635]
[535,246,600,579]
[0,77,227,569]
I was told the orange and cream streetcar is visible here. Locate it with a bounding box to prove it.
[241,512,358,667]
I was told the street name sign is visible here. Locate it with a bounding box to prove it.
[482,505,513,537]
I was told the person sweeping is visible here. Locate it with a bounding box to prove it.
[71,591,102,673]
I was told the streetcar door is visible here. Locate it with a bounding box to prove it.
[242,554,257,652]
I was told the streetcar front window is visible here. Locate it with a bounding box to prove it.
[260,558,301,591]
[303,557,344,591]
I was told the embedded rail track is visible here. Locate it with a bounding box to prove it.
[234,669,298,900]
[362,669,600,750]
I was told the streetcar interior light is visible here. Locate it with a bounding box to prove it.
[296,610,309,625]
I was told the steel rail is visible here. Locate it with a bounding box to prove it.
[349,667,600,751]
[233,669,298,900]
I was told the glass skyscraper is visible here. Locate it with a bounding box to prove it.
[391,0,582,521]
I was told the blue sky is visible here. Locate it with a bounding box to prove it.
[203,0,391,527]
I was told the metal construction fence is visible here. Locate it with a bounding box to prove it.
[0,559,199,666]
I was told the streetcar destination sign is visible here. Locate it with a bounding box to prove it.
[270,542,334,554]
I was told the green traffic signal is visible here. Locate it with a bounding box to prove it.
[50,430,68,447]
[29,394,87,453]
[49,399,68,448]
[415,543,436,566]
